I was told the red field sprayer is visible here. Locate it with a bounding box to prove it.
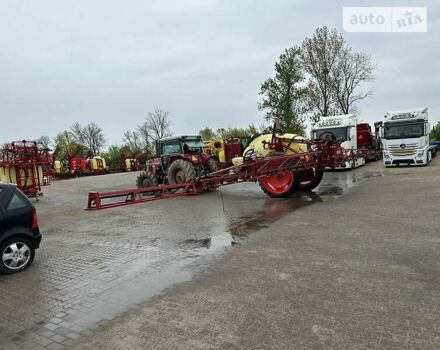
[85,122,368,211]
[0,140,52,197]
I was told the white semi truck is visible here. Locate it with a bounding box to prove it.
[382,108,431,166]
[311,114,375,169]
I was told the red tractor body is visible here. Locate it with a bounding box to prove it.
[137,136,217,188]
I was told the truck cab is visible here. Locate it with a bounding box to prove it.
[382,108,430,166]
[311,114,366,169]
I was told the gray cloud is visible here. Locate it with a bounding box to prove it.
[0,0,438,146]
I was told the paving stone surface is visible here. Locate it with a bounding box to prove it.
[0,166,384,349]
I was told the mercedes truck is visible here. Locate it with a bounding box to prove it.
[382,108,431,166]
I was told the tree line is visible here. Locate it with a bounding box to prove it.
[38,109,172,167]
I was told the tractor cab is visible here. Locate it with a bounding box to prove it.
[156,136,206,172]
[158,136,205,156]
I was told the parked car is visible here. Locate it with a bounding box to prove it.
[431,140,440,150]
[0,184,41,274]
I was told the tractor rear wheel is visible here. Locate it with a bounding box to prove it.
[258,171,301,198]
[136,171,159,188]
[168,159,197,184]
[206,157,218,172]
[298,168,324,191]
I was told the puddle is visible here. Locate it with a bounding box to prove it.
[181,238,212,249]
[226,192,322,239]
[215,169,378,242]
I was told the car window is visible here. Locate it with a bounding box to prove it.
[7,192,29,211]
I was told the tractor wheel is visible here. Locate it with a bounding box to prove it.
[206,157,218,173]
[258,171,301,198]
[136,171,159,188]
[298,168,324,191]
[167,159,197,184]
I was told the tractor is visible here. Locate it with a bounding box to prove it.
[136,136,218,188]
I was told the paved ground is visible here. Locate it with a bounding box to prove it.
[0,159,439,349]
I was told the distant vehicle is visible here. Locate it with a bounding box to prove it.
[136,136,218,188]
[311,114,382,169]
[0,184,41,274]
[382,108,431,166]
[52,144,108,177]
[431,140,440,150]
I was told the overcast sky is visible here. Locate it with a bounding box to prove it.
[1,0,438,146]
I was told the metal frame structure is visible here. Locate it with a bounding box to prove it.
[0,141,52,197]
[85,134,369,210]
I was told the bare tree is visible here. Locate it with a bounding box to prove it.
[301,27,375,122]
[145,109,172,141]
[300,27,345,122]
[331,49,375,114]
[136,120,151,147]
[37,135,51,149]
[123,130,142,153]
[70,122,105,155]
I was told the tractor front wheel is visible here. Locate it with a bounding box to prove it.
[206,157,218,173]
[258,171,301,198]
[136,171,159,188]
[168,159,197,184]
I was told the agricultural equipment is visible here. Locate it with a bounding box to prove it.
[0,140,52,197]
[311,114,382,169]
[85,122,366,210]
[204,138,246,168]
[136,136,218,188]
[121,153,141,172]
[53,144,107,177]
[107,153,141,173]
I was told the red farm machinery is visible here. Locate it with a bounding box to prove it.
[107,153,142,173]
[0,140,52,197]
[53,145,108,178]
[85,122,374,211]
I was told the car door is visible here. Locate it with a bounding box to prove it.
[2,190,33,234]
[0,188,7,234]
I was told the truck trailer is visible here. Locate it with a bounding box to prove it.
[382,108,431,166]
[311,114,381,169]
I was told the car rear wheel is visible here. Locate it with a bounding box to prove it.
[0,237,35,274]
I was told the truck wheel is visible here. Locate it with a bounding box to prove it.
[136,171,159,188]
[258,171,301,198]
[0,237,35,274]
[298,168,324,191]
[206,158,218,172]
[168,159,197,184]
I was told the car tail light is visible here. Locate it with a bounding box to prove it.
[32,210,39,229]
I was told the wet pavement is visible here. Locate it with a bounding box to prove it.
[0,167,380,349]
